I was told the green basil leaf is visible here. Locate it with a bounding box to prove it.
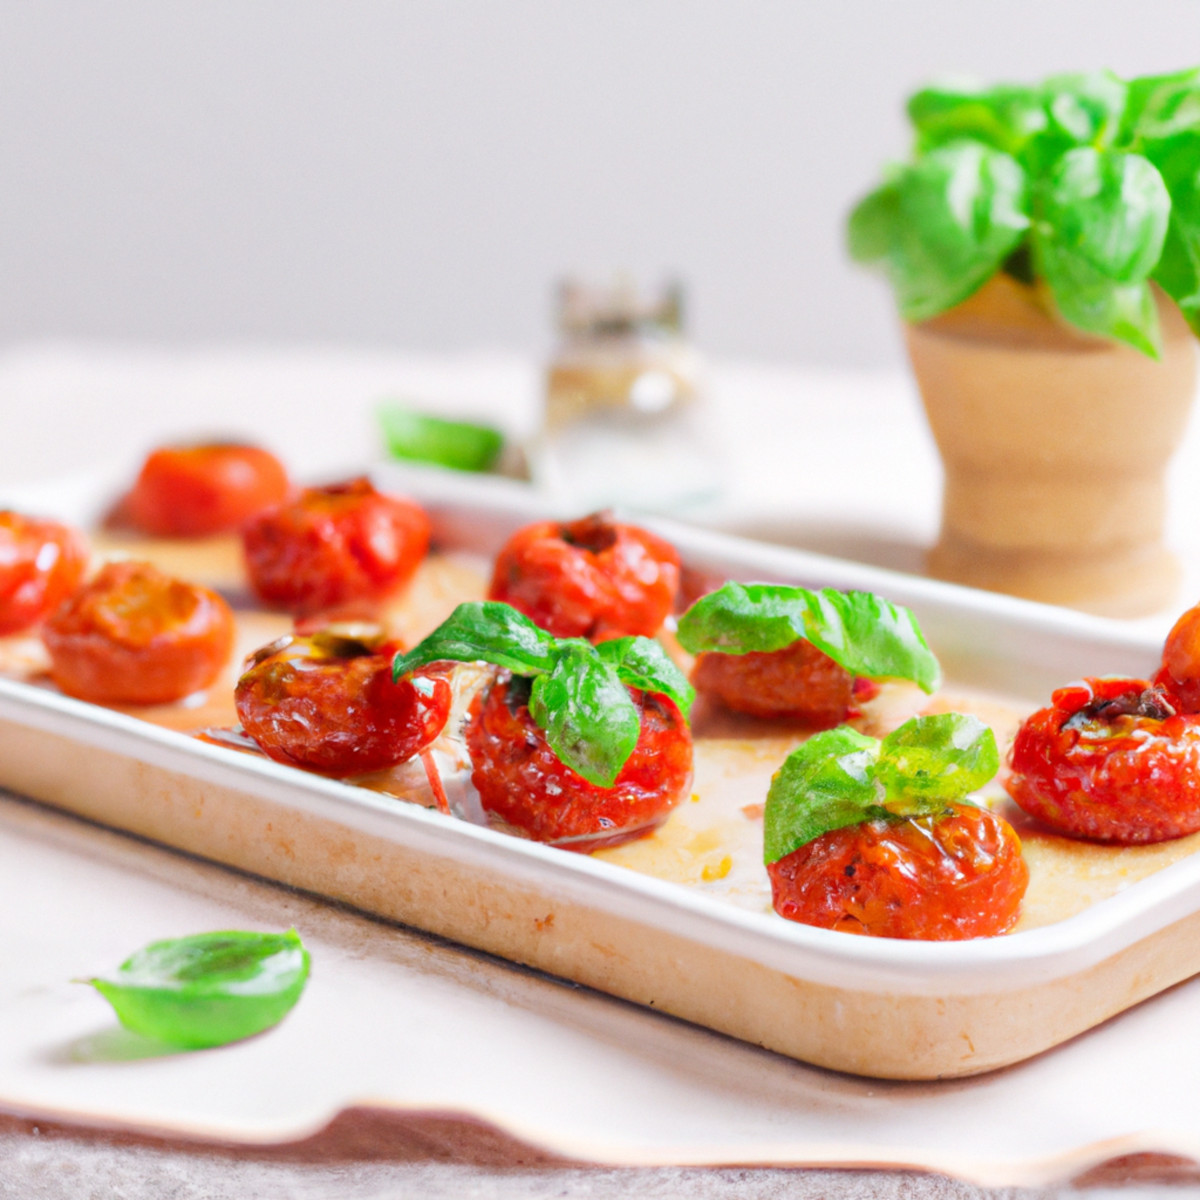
[1024,71,1129,174]
[800,590,942,693]
[908,83,1047,157]
[594,636,695,716]
[910,75,1127,176]
[1036,240,1162,356]
[885,141,1030,320]
[876,713,999,813]
[1037,148,1170,282]
[676,583,940,693]
[1156,216,1200,337]
[392,602,692,786]
[529,644,640,787]
[676,582,809,654]
[847,180,901,265]
[763,727,884,865]
[762,713,999,864]
[854,68,1200,353]
[1044,72,1127,145]
[87,930,310,1049]
[1140,131,1200,336]
[378,405,505,473]
[1121,67,1200,148]
[392,602,558,679]
[1033,147,1169,355]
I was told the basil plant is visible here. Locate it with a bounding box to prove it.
[849,67,1200,357]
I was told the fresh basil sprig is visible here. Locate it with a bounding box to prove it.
[763,713,999,865]
[675,582,941,694]
[849,141,1030,321]
[1032,147,1170,356]
[392,601,694,787]
[851,67,1200,354]
[85,930,310,1049]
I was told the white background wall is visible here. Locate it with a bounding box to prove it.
[2,1,1198,367]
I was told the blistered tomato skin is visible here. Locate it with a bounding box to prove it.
[1155,604,1200,713]
[767,803,1028,939]
[42,560,234,705]
[488,513,680,640]
[236,634,451,776]
[0,512,89,636]
[466,677,693,850]
[1006,676,1200,843]
[125,443,291,537]
[692,639,853,726]
[243,478,431,617]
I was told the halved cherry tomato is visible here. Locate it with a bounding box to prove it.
[488,512,680,640]
[0,511,89,635]
[242,478,430,617]
[125,443,291,537]
[42,560,234,705]
[1006,676,1200,843]
[235,627,451,776]
[692,639,853,726]
[465,676,693,850]
[767,803,1027,939]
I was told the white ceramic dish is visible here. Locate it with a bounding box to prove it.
[0,462,1183,1080]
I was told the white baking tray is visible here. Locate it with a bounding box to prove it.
[0,461,1183,1080]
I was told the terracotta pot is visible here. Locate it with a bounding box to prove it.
[905,275,1198,617]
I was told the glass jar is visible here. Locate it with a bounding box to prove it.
[536,277,719,513]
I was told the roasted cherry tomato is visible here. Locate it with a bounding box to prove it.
[125,442,291,537]
[235,627,451,776]
[1006,676,1200,843]
[42,560,234,705]
[692,639,853,726]
[466,675,693,850]
[1155,603,1200,713]
[488,512,680,640]
[0,511,89,635]
[242,478,430,617]
[767,803,1027,939]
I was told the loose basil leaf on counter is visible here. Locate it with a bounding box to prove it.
[392,602,558,678]
[676,583,941,694]
[763,714,999,864]
[86,930,310,1049]
[378,404,505,473]
[392,602,691,787]
[530,644,641,788]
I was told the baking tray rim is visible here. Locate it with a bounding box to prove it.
[0,460,1186,1000]
[2,666,1198,999]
